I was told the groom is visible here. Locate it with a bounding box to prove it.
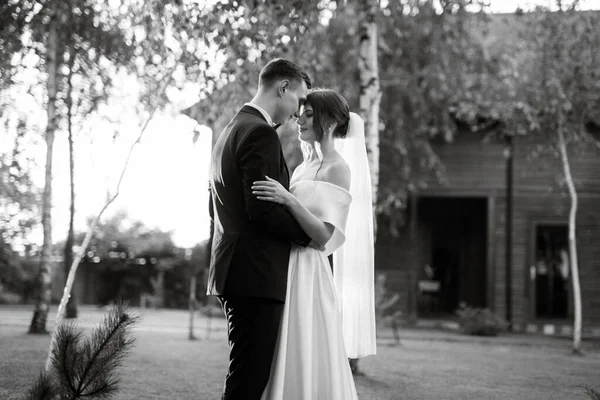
[207,58,314,400]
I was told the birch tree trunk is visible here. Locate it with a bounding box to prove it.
[557,111,582,355]
[65,47,78,319]
[29,8,60,335]
[358,0,381,234]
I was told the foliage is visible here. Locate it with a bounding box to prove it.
[181,1,498,230]
[25,303,138,400]
[455,304,508,336]
[0,245,38,303]
[583,386,600,400]
[482,4,600,172]
[182,0,343,167]
[0,135,39,247]
[483,3,600,186]
[0,128,40,303]
[62,211,209,308]
[1,0,139,133]
[0,0,45,86]
[375,0,493,228]
[0,284,22,304]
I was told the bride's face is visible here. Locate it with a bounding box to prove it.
[296,105,316,143]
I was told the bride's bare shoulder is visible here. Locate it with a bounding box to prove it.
[323,158,350,192]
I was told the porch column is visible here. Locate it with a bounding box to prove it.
[504,135,514,329]
[408,194,419,321]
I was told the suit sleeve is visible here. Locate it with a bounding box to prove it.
[238,125,311,246]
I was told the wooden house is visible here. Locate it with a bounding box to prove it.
[377,129,600,336]
[374,11,600,336]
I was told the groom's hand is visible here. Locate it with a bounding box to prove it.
[308,240,325,252]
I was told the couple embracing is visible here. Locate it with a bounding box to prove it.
[207,58,377,400]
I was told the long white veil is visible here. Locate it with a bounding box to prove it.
[333,112,377,358]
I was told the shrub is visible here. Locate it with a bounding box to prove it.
[0,283,22,304]
[455,304,508,336]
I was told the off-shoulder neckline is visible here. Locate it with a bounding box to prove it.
[290,179,351,197]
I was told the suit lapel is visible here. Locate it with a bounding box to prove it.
[281,149,290,188]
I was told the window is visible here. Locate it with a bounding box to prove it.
[532,224,569,319]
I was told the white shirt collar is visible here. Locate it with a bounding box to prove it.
[244,102,274,127]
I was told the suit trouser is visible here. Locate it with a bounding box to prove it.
[218,296,283,400]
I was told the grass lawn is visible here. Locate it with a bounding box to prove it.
[1,306,599,400]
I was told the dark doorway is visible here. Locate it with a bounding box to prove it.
[531,224,570,319]
[417,197,488,317]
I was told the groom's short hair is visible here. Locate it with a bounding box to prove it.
[258,58,312,90]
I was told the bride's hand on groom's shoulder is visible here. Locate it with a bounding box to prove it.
[252,176,292,206]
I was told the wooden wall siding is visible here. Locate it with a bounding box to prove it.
[493,195,600,328]
[494,195,568,327]
[375,216,431,316]
[422,132,507,192]
[420,133,600,195]
[514,142,600,194]
[576,200,600,326]
[492,197,506,321]
[375,133,600,326]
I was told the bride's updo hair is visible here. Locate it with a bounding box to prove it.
[305,89,350,141]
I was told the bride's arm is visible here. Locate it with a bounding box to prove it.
[252,163,350,247]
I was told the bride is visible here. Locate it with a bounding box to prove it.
[252,88,377,399]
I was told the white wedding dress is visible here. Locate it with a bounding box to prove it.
[260,176,359,400]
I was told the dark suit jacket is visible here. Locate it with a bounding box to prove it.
[206,105,311,302]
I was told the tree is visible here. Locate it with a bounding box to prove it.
[46,72,173,369]
[376,0,491,230]
[2,0,144,332]
[53,0,139,319]
[358,0,381,229]
[471,3,600,347]
[28,4,60,334]
[181,1,333,139]
[63,34,78,319]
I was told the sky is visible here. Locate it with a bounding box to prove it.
[49,112,213,249]
[4,65,212,250]
[5,0,600,250]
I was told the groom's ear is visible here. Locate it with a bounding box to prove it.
[278,80,290,97]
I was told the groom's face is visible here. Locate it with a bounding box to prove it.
[275,79,308,125]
